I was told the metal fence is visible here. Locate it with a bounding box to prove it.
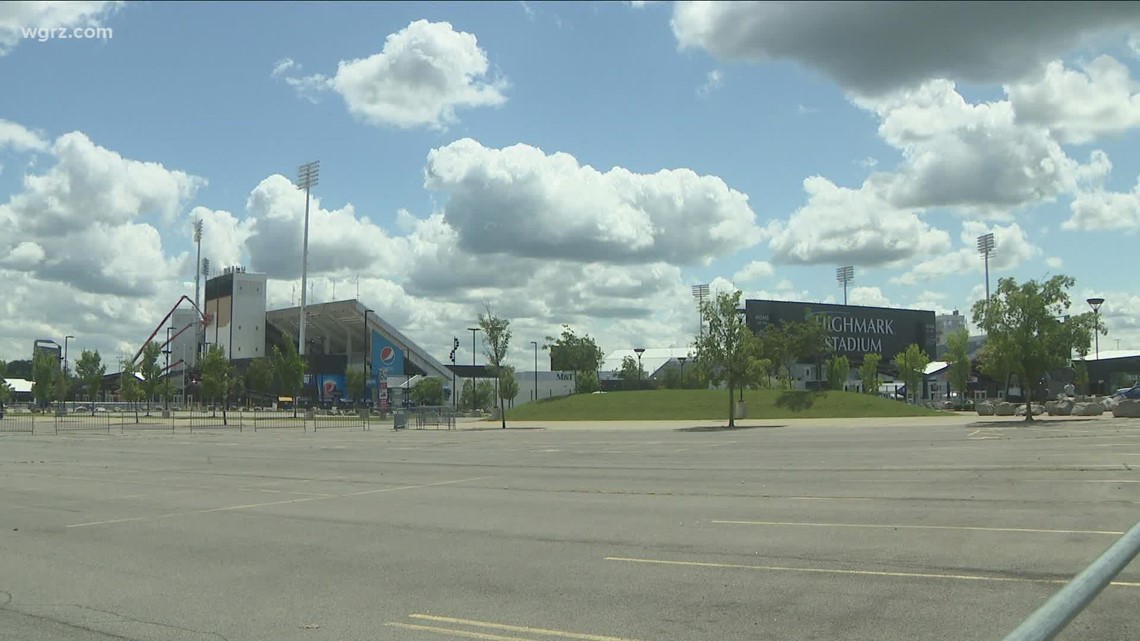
[187,408,243,432]
[1002,520,1140,641]
[249,410,307,432]
[312,407,370,431]
[411,406,456,430]
[0,409,36,433]
[114,408,175,433]
[54,410,113,434]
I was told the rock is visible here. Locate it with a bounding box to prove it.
[1055,399,1074,416]
[994,402,1016,416]
[1015,403,1046,416]
[1045,401,1057,415]
[1112,399,1140,418]
[1072,402,1105,417]
[976,401,995,416]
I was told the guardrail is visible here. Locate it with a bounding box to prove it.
[1002,520,1140,641]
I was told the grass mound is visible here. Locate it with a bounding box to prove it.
[505,389,944,421]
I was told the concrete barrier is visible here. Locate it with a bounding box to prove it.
[1112,399,1140,418]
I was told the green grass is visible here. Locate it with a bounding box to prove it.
[504,389,946,421]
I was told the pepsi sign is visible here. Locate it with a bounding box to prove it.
[371,330,404,383]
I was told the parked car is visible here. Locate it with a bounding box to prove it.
[1112,382,1140,401]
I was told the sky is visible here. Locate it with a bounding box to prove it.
[2,0,1140,371]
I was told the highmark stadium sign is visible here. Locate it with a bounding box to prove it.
[744,299,937,362]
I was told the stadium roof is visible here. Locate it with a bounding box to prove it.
[2,378,32,394]
[1071,349,1140,362]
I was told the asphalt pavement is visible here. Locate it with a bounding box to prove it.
[1,414,1138,641]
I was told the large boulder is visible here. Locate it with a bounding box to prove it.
[1112,400,1140,418]
[1015,403,1046,416]
[994,402,1017,416]
[976,401,995,416]
[1072,402,1105,416]
[1054,399,1074,416]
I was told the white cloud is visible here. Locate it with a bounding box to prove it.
[763,175,951,266]
[1064,175,1140,233]
[669,1,1140,96]
[698,69,723,96]
[0,119,47,152]
[276,20,507,130]
[1046,256,1064,269]
[519,1,535,20]
[732,260,774,283]
[0,0,121,56]
[424,138,763,265]
[797,104,820,115]
[890,220,1041,286]
[189,206,253,270]
[1006,55,1140,144]
[847,286,891,308]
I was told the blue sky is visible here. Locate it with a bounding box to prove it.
[2,1,1140,368]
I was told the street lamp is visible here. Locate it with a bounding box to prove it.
[1087,297,1104,361]
[678,356,687,389]
[164,327,173,411]
[531,341,538,402]
[836,266,854,305]
[64,335,74,410]
[364,309,374,406]
[633,348,645,391]
[296,160,320,357]
[467,327,481,366]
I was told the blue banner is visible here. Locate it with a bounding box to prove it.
[315,373,346,402]
[371,330,404,385]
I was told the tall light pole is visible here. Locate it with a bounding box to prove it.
[364,309,373,406]
[836,266,854,306]
[449,337,459,408]
[634,347,645,391]
[468,327,480,366]
[296,160,320,357]
[1087,297,1104,361]
[692,284,709,338]
[977,232,996,312]
[164,327,172,411]
[64,335,74,410]
[678,356,687,389]
[531,341,538,401]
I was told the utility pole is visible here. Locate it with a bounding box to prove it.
[296,160,320,356]
[194,218,203,358]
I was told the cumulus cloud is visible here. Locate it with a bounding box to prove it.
[0,119,47,152]
[847,286,891,308]
[669,1,1140,96]
[275,20,507,130]
[1064,178,1140,233]
[189,206,253,270]
[424,138,763,265]
[890,221,1041,286]
[763,176,951,266]
[0,0,122,55]
[697,69,723,96]
[1006,55,1140,144]
[733,260,774,283]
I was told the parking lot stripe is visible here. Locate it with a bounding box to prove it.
[711,520,1125,536]
[408,614,641,641]
[387,621,533,641]
[605,556,1140,587]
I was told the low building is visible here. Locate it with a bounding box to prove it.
[1,378,33,403]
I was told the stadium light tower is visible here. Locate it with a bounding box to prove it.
[692,283,709,338]
[193,218,204,358]
[296,160,320,356]
[977,232,996,304]
[836,266,854,305]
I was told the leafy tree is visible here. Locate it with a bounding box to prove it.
[272,340,306,418]
[119,360,142,423]
[228,370,245,410]
[945,329,972,407]
[498,366,520,406]
[138,341,164,415]
[893,344,930,405]
[544,325,605,393]
[693,289,756,428]
[0,360,10,405]
[1074,359,1090,395]
[794,314,832,384]
[478,304,512,429]
[5,359,32,380]
[576,369,600,393]
[971,275,1096,420]
[75,350,106,413]
[825,355,851,391]
[745,354,773,391]
[411,377,445,406]
[860,353,883,395]
[461,378,494,411]
[246,358,275,404]
[616,355,646,390]
[200,344,230,421]
[32,349,61,409]
[346,368,368,406]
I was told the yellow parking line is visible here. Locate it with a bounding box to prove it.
[408,614,641,641]
[386,622,533,641]
[605,556,1140,587]
[711,520,1125,536]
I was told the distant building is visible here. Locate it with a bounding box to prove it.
[203,267,267,362]
[936,310,968,346]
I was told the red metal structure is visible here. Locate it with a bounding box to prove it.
[130,296,208,365]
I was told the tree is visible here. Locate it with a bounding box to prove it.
[693,289,755,428]
[616,356,645,390]
[0,360,10,405]
[119,361,142,423]
[1074,359,1090,395]
[478,305,512,429]
[75,350,106,413]
[200,344,230,421]
[894,344,930,405]
[460,378,493,411]
[5,359,32,380]
[971,275,1096,421]
[498,366,520,407]
[544,325,605,393]
[346,368,368,406]
[860,353,882,395]
[32,349,61,409]
[246,357,275,405]
[576,369,600,393]
[793,314,832,385]
[138,341,163,415]
[411,377,445,406]
[945,328,972,407]
[272,340,306,418]
[825,355,851,391]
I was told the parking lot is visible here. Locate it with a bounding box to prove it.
[1,414,1138,641]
